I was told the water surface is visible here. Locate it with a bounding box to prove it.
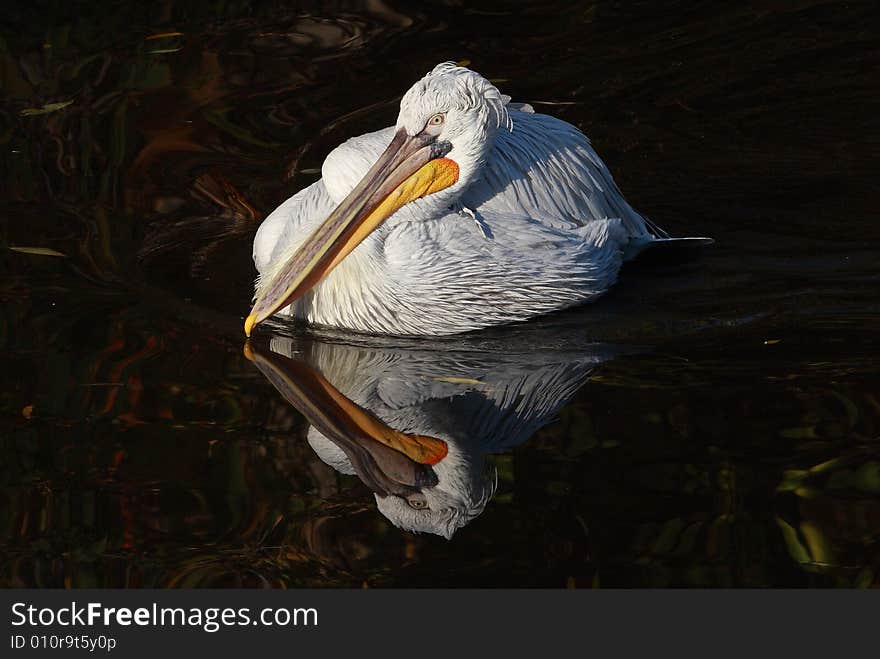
[1,1,878,587]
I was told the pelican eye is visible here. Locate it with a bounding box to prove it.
[405,493,429,509]
[427,113,444,127]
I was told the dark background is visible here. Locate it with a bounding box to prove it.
[1,1,878,587]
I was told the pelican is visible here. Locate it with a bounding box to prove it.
[247,62,710,336]
[246,329,624,538]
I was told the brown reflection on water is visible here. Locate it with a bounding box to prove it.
[1,1,879,587]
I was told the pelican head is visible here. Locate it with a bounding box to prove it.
[308,426,498,540]
[245,62,511,336]
[396,61,512,182]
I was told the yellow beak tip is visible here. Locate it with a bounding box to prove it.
[244,314,257,337]
[242,342,255,362]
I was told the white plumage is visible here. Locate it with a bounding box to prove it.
[252,62,704,336]
[259,333,619,538]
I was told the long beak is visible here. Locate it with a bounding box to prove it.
[245,129,459,336]
[244,341,448,496]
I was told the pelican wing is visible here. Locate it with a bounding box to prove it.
[291,336,613,453]
[379,359,597,454]
[462,109,663,239]
[252,179,335,276]
[253,110,658,283]
[252,127,396,282]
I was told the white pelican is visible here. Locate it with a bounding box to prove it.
[247,62,709,336]
[246,331,622,538]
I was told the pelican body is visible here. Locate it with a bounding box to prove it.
[247,331,618,538]
[248,63,708,336]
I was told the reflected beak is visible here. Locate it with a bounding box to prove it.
[245,129,459,336]
[244,341,448,496]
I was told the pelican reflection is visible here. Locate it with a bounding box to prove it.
[246,332,622,538]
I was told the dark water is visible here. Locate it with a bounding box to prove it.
[2,1,879,587]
